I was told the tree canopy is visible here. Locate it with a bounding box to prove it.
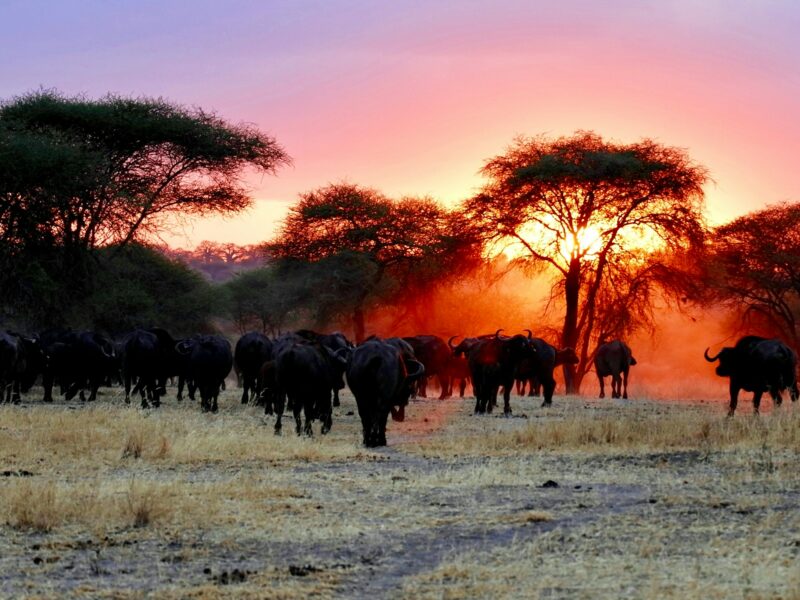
[465,131,708,391]
[0,90,289,329]
[707,202,800,347]
[0,90,290,251]
[266,182,480,341]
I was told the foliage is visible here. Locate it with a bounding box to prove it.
[707,202,800,347]
[0,89,288,329]
[464,131,708,391]
[87,244,221,335]
[266,183,480,340]
[0,90,289,251]
[224,266,301,335]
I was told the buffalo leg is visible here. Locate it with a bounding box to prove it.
[319,395,333,435]
[292,395,304,435]
[333,389,340,408]
[438,374,451,400]
[140,380,149,409]
[488,387,498,414]
[752,391,763,415]
[541,377,555,407]
[598,375,605,399]
[502,383,513,415]
[42,372,54,403]
[241,377,250,404]
[302,398,315,437]
[622,369,629,400]
[459,378,467,398]
[611,373,622,399]
[727,382,740,416]
[273,390,285,434]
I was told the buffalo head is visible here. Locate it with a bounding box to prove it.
[704,346,735,377]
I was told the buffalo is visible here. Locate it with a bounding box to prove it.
[41,331,117,402]
[466,330,536,415]
[519,335,579,407]
[346,338,425,447]
[445,336,472,397]
[176,335,233,413]
[122,328,185,408]
[234,332,273,405]
[402,335,452,399]
[0,332,21,403]
[272,336,348,435]
[295,330,353,407]
[704,336,799,415]
[594,340,637,400]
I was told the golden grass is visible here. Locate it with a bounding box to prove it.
[1,390,799,598]
[413,404,800,456]
[1,478,175,532]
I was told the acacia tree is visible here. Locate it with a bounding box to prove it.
[708,202,800,348]
[0,90,289,326]
[266,183,479,341]
[465,131,708,392]
[0,91,289,252]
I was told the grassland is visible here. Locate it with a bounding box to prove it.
[0,387,798,598]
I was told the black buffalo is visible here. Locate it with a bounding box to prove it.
[41,331,117,402]
[445,336,472,398]
[0,332,21,403]
[704,336,799,415]
[122,328,184,408]
[594,340,637,400]
[176,335,233,413]
[346,339,425,447]
[234,332,273,405]
[402,335,452,399]
[0,332,44,403]
[517,336,579,407]
[295,330,353,407]
[272,336,348,436]
[466,330,536,415]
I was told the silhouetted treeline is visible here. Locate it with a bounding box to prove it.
[162,242,265,282]
[3,89,799,395]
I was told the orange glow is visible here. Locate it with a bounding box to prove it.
[561,226,604,261]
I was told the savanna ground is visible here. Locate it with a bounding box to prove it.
[1,382,799,599]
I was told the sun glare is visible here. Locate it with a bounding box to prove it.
[562,226,603,259]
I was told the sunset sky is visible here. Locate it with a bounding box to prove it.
[2,0,799,247]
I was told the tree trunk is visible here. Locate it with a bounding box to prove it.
[561,257,582,394]
[353,306,365,344]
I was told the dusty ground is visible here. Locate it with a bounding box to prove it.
[0,386,798,599]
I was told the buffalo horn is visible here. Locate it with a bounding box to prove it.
[495,328,505,339]
[703,347,721,362]
[405,359,425,380]
[523,329,533,340]
[447,335,459,351]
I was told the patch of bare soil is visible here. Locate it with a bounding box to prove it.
[0,389,798,598]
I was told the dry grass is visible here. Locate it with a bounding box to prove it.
[413,401,800,457]
[0,390,798,598]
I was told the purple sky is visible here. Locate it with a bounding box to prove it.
[2,0,799,246]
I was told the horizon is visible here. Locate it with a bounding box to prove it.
[2,1,799,246]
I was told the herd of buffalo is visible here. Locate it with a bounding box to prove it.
[0,327,797,446]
